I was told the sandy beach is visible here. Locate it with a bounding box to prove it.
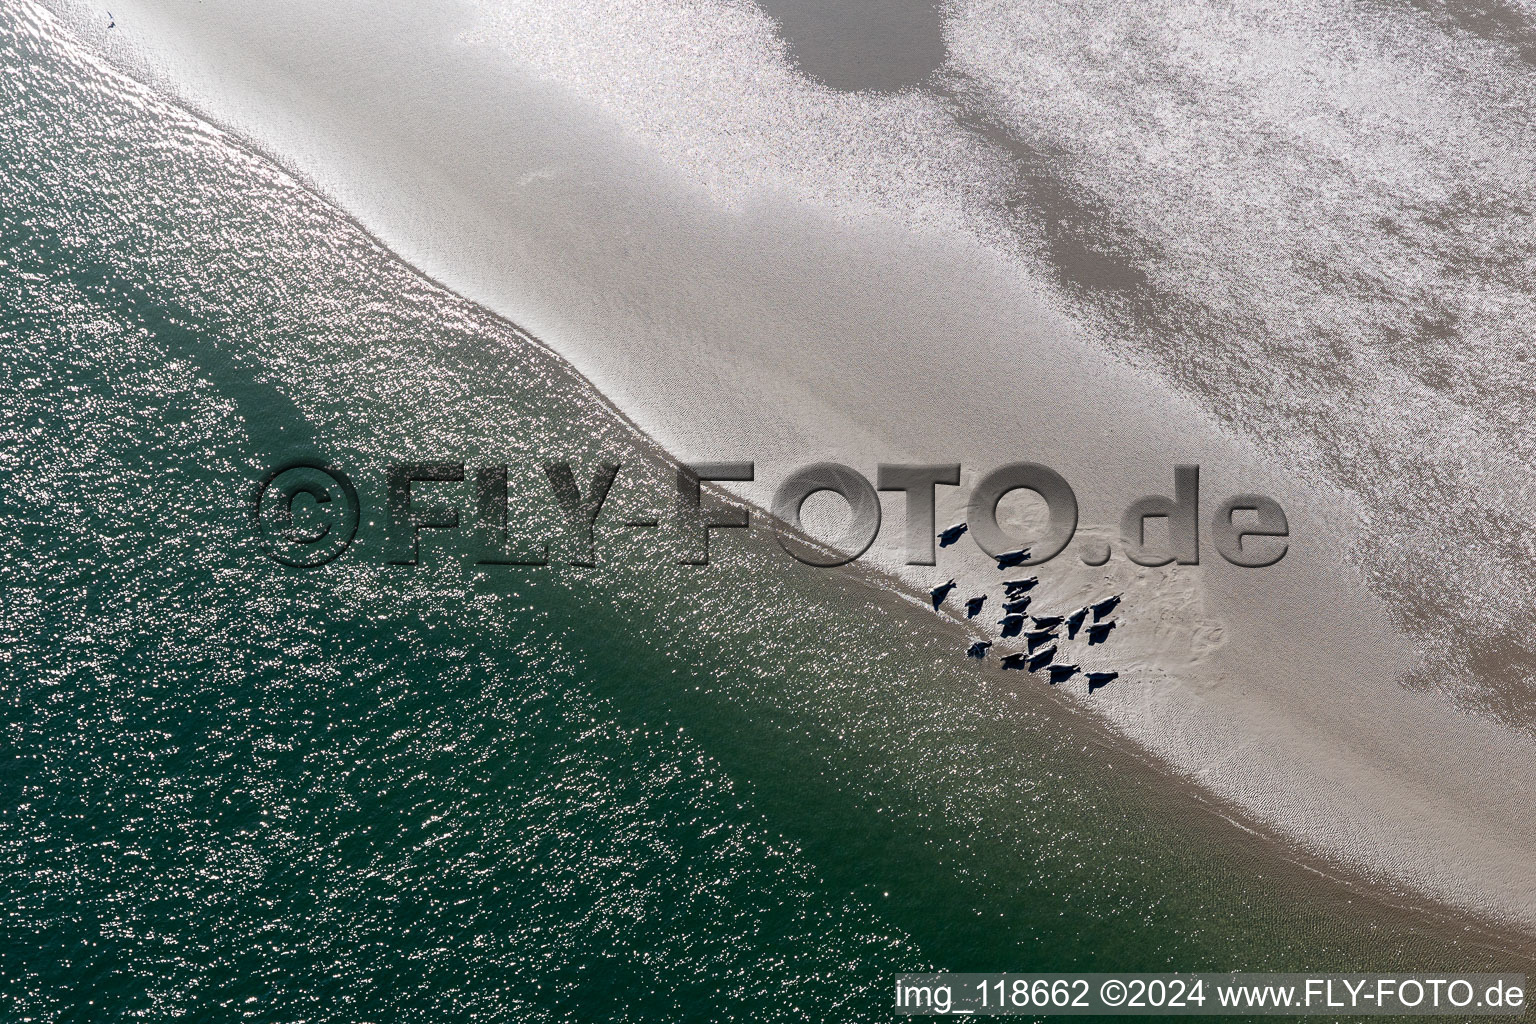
[39,0,1536,940]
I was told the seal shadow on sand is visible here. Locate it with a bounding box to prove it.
[967,493,1229,695]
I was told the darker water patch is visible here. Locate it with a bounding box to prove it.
[755,0,945,91]
[1369,0,1536,65]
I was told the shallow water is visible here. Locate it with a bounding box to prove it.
[1,6,1531,1021]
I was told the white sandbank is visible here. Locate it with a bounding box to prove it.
[41,0,1536,932]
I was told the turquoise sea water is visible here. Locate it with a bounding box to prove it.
[0,8,1529,1021]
